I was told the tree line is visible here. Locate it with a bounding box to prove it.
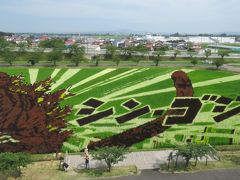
[0,37,231,68]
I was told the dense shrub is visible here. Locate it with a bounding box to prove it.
[0,152,31,179]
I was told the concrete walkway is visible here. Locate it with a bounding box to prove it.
[65,150,172,170]
[223,64,240,73]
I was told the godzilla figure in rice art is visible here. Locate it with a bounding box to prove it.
[0,70,196,152]
[0,72,73,153]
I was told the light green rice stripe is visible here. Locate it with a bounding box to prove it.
[29,69,39,84]
[102,69,195,100]
[51,69,81,90]
[110,73,240,101]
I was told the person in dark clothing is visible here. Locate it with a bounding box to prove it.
[85,154,90,169]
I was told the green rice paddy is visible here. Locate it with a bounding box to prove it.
[1,67,240,152]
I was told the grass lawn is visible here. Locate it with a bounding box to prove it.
[17,161,138,180]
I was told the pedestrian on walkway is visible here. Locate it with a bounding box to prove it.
[84,146,90,169]
[85,153,90,169]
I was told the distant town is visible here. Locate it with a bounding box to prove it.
[1,31,240,68]
[1,33,240,55]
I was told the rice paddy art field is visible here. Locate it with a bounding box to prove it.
[1,67,240,152]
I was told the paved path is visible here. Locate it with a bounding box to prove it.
[65,150,172,170]
[223,64,240,73]
[96,168,240,180]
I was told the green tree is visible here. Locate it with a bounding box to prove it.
[214,58,225,69]
[92,55,101,66]
[17,42,27,56]
[205,49,212,59]
[71,52,85,66]
[68,45,85,66]
[218,49,230,59]
[153,50,165,66]
[68,44,85,58]
[48,49,62,67]
[39,39,65,49]
[105,45,118,60]
[135,45,148,60]
[131,56,141,65]
[174,143,218,169]
[120,46,134,60]
[0,37,9,51]
[192,143,218,166]
[187,49,196,58]
[176,144,194,168]
[173,50,181,60]
[3,48,16,66]
[0,152,31,179]
[28,52,41,66]
[190,57,198,66]
[91,146,127,172]
[113,55,121,66]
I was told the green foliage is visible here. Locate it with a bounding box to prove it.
[190,57,198,66]
[17,42,27,50]
[135,45,148,59]
[2,48,16,65]
[39,39,65,49]
[120,46,135,59]
[91,146,128,171]
[0,37,9,51]
[68,44,85,59]
[187,49,196,58]
[131,56,141,65]
[174,143,218,168]
[113,56,121,66]
[48,49,63,67]
[205,49,212,59]
[153,50,166,66]
[214,58,225,69]
[92,55,101,66]
[0,152,31,179]
[71,52,85,66]
[105,45,118,59]
[218,49,231,59]
[173,50,181,59]
[28,52,41,66]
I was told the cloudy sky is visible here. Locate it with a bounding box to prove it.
[0,0,239,33]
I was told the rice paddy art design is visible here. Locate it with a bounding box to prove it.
[0,67,240,152]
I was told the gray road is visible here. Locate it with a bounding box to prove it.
[98,168,240,180]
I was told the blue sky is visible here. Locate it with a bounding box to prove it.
[0,0,239,33]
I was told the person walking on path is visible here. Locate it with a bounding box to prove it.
[84,147,90,169]
[85,154,90,169]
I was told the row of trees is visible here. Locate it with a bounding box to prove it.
[0,44,85,67]
[167,143,219,170]
[0,49,227,68]
[0,37,232,67]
